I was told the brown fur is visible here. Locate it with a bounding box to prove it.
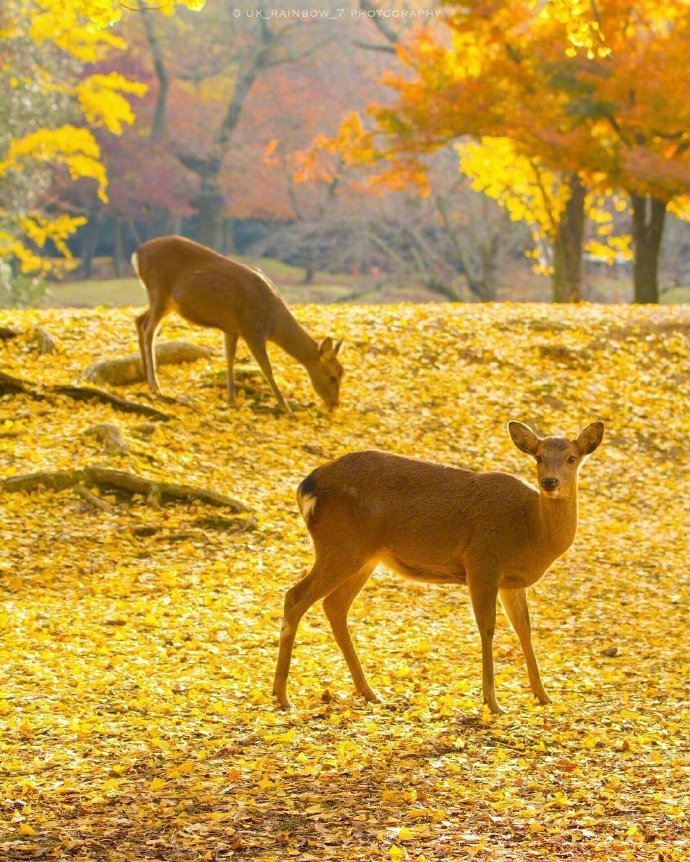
[133,235,343,412]
[274,422,604,713]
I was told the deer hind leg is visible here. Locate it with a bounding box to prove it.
[223,331,239,405]
[273,550,370,709]
[468,571,501,713]
[135,297,169,395]
[322,564,378,702]
[243,335,291,414]
[499,587,550,705]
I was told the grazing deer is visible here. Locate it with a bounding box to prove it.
[273,421,604,713]
[132,235,343,413]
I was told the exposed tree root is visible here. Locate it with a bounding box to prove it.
[0,370,170,420]
[75,484,116,514]
[1,466,249,512]
[130,517,257,541]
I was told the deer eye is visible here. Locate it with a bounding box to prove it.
[568,455,577,464]
[535,455,542,463]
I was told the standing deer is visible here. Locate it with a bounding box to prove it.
[132,235,343,413]
[273,421,604,713]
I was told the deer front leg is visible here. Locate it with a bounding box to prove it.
[499,587,550,705]
[468,572,501,714]
[244,335,291,414]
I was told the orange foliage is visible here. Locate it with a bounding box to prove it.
[337,0,690,205]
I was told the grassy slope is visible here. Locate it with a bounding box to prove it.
[1,302,689,861]
[46,258,361,308]
[43,257,690,307]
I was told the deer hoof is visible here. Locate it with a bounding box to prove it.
[273,688,293,710]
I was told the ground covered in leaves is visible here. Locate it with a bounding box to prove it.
[1,302,689,861]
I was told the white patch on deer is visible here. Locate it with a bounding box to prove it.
[280,620,294,641]
[298,492,317,521]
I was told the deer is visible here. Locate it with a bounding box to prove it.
[273,420,604,714]
[132,235,343,413]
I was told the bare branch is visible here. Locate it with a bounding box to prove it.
[359,0,401,45]
[351,39,397,54]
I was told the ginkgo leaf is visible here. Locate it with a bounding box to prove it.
[0,302,688,862]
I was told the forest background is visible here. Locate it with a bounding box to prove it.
[4,0,690,307]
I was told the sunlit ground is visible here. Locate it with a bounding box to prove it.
[1,302,688,860]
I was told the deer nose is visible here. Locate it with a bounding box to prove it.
[541,477,559,492]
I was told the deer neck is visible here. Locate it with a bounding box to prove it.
[272,311,319,369]
[537,487,579,556]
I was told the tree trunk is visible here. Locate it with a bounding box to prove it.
[222,219,236,255]
[139,0,169,136]
[631,193,666,304]
[303,263,315,285]
[195,171,225,250]
[79,212,100,279]
[112,216,125,278]
[179,11,282,250]
[552,173,586,302]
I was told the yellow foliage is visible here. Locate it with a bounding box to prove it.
[1,0,194,278]
[448,31,487,79]
[336,112,380,167]
[585,235,633,265]
[0,125,108,202]
[76,73,148,135]
[542,0,610,58]
[668,195,690,220]
[30,8,125,62]
[459,139,633,272]
[0,214,87,275]
[30,0,205,32]
[0,302,689,859]
[458,137,567,239]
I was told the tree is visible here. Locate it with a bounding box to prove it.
[171,3,334,249]
[459,140,592,302]
[0,0,202,293]
[341,0,690,303]
[338,2,609,302]
[566,0,690,302]
[107,1,361,254]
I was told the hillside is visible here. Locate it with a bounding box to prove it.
[1,302,689,861]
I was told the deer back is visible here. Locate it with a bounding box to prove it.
[298,451,550,578]
[135,235,290,338]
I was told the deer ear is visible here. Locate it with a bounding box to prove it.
[508,421,540,455]
[333,338,343,356]
[318,337,334,357]
[576,421,604,455]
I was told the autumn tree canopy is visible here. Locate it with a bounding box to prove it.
[339,0,690,302]
[4,0,690,302]
[0,0,200,286]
